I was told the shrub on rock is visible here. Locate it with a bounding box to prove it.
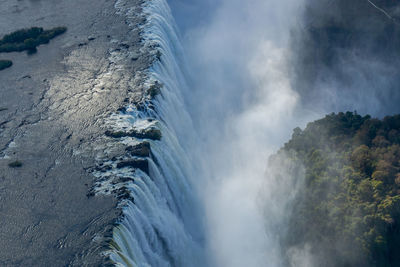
[8,160,22,168]
[0,26,67,54]
[0,60,12,71]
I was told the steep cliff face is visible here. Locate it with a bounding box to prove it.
[275,112,400,267]
[291,0,400,115]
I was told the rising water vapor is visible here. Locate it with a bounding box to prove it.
[107,0,400,266]
[167,0,314,266]
[291,0,400,117]
[168,0,400,261]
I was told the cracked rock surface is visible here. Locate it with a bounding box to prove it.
[0,0,148,265]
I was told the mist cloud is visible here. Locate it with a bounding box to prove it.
[290,0,400,117]
[165,0,400,266]
[167,0,313,266]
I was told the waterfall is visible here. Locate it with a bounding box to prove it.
[91,0,400,266]
[96,0,307,266]
[99,0,207,266]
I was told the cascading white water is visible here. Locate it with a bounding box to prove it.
[107,0,312,266]
[107,0,207,266]
[104,0,400,266]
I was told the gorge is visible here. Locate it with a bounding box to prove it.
[1,0,400,266]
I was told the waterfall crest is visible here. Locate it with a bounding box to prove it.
[100,0,207,266]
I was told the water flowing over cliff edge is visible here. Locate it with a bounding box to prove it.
[1,0,398,266]
[94,0,207,266]
[101,0,310,266]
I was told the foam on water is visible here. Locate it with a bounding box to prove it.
[104,0,207,266]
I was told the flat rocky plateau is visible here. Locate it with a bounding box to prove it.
[0,0,148,265]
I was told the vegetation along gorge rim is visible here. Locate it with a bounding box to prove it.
[1,0,400,266]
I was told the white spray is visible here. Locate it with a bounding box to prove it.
[171,0,315,266]
[109,0,317,266]
[107,0,207,266]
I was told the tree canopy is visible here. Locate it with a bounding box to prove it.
[279,112,400,266]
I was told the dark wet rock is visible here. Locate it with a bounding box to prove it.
[116,158,148,174]
[113,186,134,202]
[139,128,162,140]
[117,106,126,113]
[135,102,147,111]
[96,175,113,183]
[111,176,135,185]
[95,164,112,173]
[126,141,150,157]
[148,81,162,98]
[103,259,118,267]
[119,42,130,49]
[118,176,135,183]
[86,191,95,198]
[105,127,161,140]
[105,130,127,138]
[8,160,22,168]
